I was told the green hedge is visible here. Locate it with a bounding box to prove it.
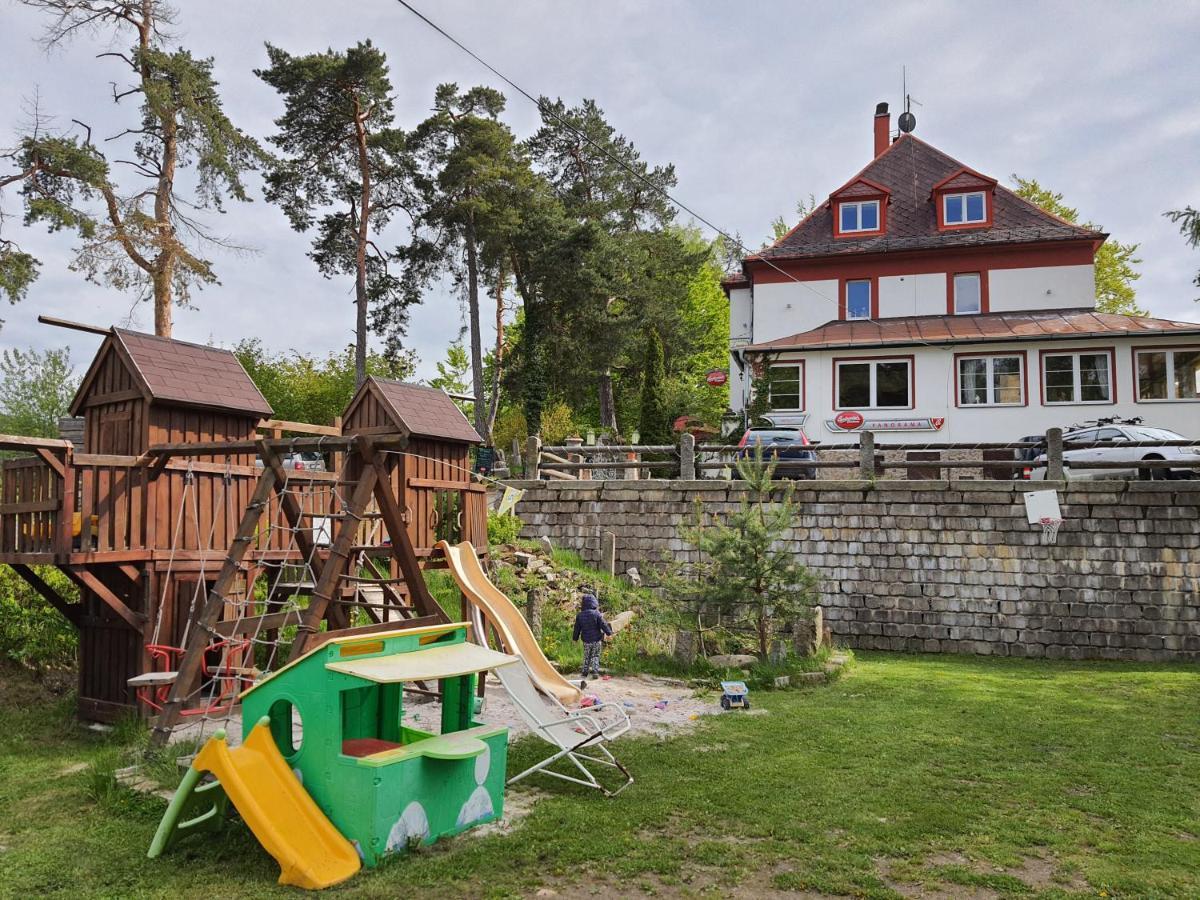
[0,566,78,670]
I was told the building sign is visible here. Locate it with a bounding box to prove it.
[825,416,945,433]
[705,369,728,387]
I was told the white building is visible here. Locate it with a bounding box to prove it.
[725,103,1200,444]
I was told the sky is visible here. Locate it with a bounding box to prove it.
[1,0,1198,383]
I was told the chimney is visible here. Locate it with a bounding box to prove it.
[873,102,890,157]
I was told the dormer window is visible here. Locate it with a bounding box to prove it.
[839,200,880,234]
[944,192,987,225]
[931,167,997,231]
[829,177,889,238]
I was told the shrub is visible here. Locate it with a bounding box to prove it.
[0,566,78,670]
[538,402,579,445]
[487,511,523,547]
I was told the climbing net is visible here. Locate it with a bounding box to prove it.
[145,454,380,745]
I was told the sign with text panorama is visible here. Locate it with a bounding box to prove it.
[825,416,946,433]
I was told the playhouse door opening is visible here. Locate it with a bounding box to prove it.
[432,491,462,545]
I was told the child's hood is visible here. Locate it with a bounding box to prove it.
[581,593,598,611]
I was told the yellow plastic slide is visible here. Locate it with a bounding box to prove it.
[190,719,360,890]
[437,540,582,706]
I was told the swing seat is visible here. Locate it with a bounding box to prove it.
[131,640,254,717]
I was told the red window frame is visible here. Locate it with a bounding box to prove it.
[1037,347,1118,406]
[832,354,916,411]
[946,271,990,315]
[839,275,880,321]
[952,350,1028,408]
[1131,344,1200,403]
[830,177,890,239]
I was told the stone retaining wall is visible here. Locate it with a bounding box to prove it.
[510,479,1200,661]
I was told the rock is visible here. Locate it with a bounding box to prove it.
[513,551,535,568]
[538,535,554,556]
[774,674,792,687]
[626,566,642,587]
[544,572,558,583]
[673,629,698,665]
[609,610,635,633]
[794,671,827,685]
[707,653,759,668]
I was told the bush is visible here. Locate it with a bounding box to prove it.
[491,407,528,457]
[487,512,523,547]
[538,402,579,445]
[0,566,78,670]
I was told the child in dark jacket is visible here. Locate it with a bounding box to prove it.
[572,592,612,680]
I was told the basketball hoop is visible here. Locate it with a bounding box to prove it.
[1039,516,1063,545]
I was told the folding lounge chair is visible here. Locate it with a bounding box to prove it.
[496,659,634,797]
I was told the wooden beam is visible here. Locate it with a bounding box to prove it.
[150,466,279,746]
[34,448,65,478]
[80,388,143,408]
[0,434,73,452]
[65,567,144,631]
[363,440,449,624]
[210,609,301,637]
[287,455,380,660]
[258,418,342,437]
[10,564,81,626]
[146,434,407,459]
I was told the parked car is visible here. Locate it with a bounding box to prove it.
[1028,424,1200,480]
[735,426,817,479]
[254,451,328,472]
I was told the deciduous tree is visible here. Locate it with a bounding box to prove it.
[1012,176,1145,316]
[0,346,79,438]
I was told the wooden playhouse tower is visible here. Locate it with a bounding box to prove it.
[0,328,489,734]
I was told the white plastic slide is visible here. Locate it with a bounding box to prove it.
[436,540,582,706]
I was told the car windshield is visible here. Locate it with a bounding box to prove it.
[1128,427,1184,441]
[747,430,804,443]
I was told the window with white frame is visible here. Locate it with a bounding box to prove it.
[958,355,1023,406]
[1042,351,1112,404]
[1136,348,1200,401]
[767,364,803,410]
[944,191,987,225]
[839,200,880,233]
[845,279,872,320]
[952,273,982,314]
[836,358,911,409]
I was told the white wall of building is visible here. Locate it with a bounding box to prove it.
[728,287,753,344]
[747,336,1200,443]
[750,279,839,343]
[988,264,1096,312]
[878,273,946,318]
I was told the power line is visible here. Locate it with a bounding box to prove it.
[392,0,914,332]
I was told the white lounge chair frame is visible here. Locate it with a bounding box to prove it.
[496,660,634,797]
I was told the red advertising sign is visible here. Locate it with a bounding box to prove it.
[834,410,864,430]
[705,370,728,387]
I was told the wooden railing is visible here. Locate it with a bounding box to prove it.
[522,428,1200,482]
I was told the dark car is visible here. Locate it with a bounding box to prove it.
[735,426,817,479]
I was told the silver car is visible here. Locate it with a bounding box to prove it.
[1030,424,1200,480]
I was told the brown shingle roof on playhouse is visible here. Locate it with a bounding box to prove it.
[743,309,1200,352]
[69,328,273,417]
[754,135,1103,262]
[357,377,483,444]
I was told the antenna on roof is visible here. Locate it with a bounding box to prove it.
[898,67,918,134]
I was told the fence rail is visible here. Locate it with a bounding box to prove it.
[523,428,1200,483]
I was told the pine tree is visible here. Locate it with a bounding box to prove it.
[637,329,670,444]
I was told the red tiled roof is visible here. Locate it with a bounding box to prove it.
[756,135,1102,261]
[743,309,1200,352]
[720,271,750,289]
[369,378,482,444]
[70,329,272,417]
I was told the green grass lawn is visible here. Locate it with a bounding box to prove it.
[2,653,1198,898]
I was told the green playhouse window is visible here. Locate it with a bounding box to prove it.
[340,683,405,757]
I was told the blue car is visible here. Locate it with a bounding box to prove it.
[736,426,817,479]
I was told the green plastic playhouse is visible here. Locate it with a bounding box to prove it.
[239,622,516,866]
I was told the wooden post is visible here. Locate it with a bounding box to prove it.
[525,587,543,641]
[1046,427,1064,481]
[680,433,696,481]
[859,431,876,479]
[525,435,541,480]
[624,450,639,480]
[57,448,74,559]
[600,530,616,578]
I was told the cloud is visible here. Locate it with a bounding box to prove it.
[1,0,1197,381]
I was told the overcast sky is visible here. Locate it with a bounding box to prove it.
[1,0,1198,383]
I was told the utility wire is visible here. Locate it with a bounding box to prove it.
[392,0,941,349]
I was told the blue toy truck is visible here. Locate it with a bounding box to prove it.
[720,681,750,710]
